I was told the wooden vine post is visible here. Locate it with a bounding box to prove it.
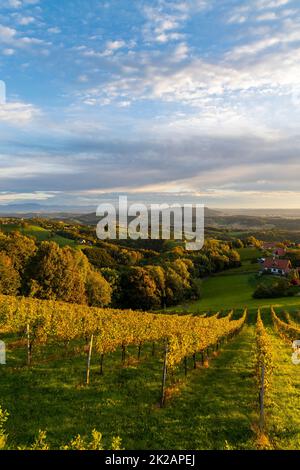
[99,353,104,375]
[137,343,142,360]
[160,339,168,408]
[86,334,94,385]
[26,323,32,366]
[121,344,126,365]
[193,353,197,369]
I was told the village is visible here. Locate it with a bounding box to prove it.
[258,241,300,280]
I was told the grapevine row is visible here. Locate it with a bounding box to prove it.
[255,310,273,433]
[271,306,300,342]
[0,295,247,403]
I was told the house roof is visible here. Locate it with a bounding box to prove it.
[262,242,277,249]
[274,247,286,256]
[263,258,291,271]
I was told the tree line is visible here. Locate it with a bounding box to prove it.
[0,228,242,310]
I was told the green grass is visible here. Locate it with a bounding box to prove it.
[171,273,300,313]
[262,320,300,449]
[0,224,76,247]
[238,247,261,262]
[156,326,256,449]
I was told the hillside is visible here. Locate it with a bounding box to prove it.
[1,299,300,449]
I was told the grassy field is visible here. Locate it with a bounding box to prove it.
[267,327,300,449]
[238,247,262,261]
[172,273,300,313]
[0,224,76,247]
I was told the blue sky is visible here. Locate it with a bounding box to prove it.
[0,0,300,209]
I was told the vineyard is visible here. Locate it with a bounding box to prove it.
[1,295,300,449]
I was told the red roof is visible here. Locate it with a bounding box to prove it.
[263,258,291,271]
[262,242,277,250]
[274,247,286,256]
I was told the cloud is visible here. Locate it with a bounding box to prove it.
[0,191,55,203]
[77,40,300,117]
[7,0,22,8]
[228,28,300,59]
[102,40,126,55]
[0,23,50,49]
[6,0,39,7]
[256,0,290,8]
[1,129,299,205]
[141,1,198,44]
[0,25,16,41]
[47,27,61,34]
[1,0,300,208]
[227,0,293,23]
[18,16,35,25]
[227,13,247,24]
[82,39,126,58]
[256,12,278,21]
[2,48,15,55]
[0,102,39,124]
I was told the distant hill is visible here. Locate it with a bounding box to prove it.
[215,208,300,218]
[75,207,222,226]
[1,205,300,235]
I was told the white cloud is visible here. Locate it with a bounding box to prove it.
[18,16,35,25]
[256,12,278,21]
[256,0,290,8]
[105,40,125,52]
[228,27,300,59]
[171,42,189,61]
[48,27,61,34]
[3,48,15,55]
[0,25,16,41]
[0,191,55,203]
[6,0,40,7]
[0,23,50,49]
[7,0,22,8]
[227,13,248,24]
[228,0,293,23]
[0,102,39,124]
[142,3,188,43]
[83,40,126,58]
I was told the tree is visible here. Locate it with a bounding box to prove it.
[100,268,121,306]
[84,247,116,268]
[26,242,87,304]
[86,270,112,307]
[245,236,262,248]
[145,265,166,307]
[121,267,160,310]
[232,238,244,249]
[228,249,241,267]
[0,231,36,275]
[0,252,20,295]
[165,266,188,305]
[253,278,292,298]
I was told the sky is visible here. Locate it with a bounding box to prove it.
[0,0,300,209]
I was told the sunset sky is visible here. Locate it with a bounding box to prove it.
[0,0,300,209]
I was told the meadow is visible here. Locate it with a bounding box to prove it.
[0,223,76,247]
